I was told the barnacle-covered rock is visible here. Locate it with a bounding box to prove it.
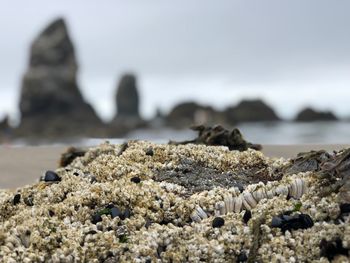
[0,141,349,262]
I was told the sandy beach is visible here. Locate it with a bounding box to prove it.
[0,144,349,190]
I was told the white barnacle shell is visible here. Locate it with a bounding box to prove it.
[224,194,234,213]
[242,191,257,210]
[195,206,208,219]
[233,196,243,213]
[301,179,308,196]
[214,201,226,215]
[6,236,21,248]
[232,187,241,197]
[214,202,221,216]
[295,178,306,198]
[190,210,201,222]
[289,180,299,199]
[275,185,289,196]
[266,189,275,199]
[252,188,267,202]
[217,201,226,215]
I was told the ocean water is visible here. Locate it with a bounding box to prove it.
[6,121,350,147]
[90,121,350,146]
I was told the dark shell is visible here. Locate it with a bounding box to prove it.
[320,238,349,260]
[44,171,61,182]
[13,194,21,205]
[271,213,314,232]
[130,177,141,184]
[243,210,252,224]
[212,217,225,228]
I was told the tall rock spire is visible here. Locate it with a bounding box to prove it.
[18,18,102,138]
[115,74,140,119]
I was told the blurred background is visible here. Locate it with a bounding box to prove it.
[0,0,350,145]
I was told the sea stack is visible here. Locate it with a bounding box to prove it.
[17,18,102,138]
[115,74,140,119]
[166,101,219,128]
[109,73,145,135]
[0,115,11,140]
[0,115,9,131]
[224,99,280,123]
[295,107,338,122]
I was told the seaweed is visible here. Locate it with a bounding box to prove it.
[169,125,261,151]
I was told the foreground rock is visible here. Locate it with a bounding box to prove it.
[225,99,280,123]
[16,18,103,139]
[0,142,349,262]
[295,107,338,122]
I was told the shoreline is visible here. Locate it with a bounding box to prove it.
[0,144,349,190]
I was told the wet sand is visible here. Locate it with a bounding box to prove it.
[0,144,349,190]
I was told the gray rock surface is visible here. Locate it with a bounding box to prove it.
[17,18,102,138]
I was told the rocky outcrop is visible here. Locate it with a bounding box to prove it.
[0,115,9,130]
[0,115,12,142]
[110,74,147,133]
[165,101,220,128]
[115,74,140,119]
[17,18,103,138]
[224,99,280,123]
[295,107,338,122]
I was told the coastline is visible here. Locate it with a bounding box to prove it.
[0,143,349,190]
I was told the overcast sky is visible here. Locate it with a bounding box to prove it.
[0,0,349,122]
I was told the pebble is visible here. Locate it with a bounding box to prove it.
[43,171,61,182]
[212,217,225,228]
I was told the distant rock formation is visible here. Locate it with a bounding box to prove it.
[17,18,102,138]
[0,115,11,141]
[0,115,10,132]
[109,74,147,134]
[224,99,280,123]
[295,107,338,122]
[166,101,220,128]
[0,115,9,129]
[115,74,140,119]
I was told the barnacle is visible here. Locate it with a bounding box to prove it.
[0,141,349,262]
